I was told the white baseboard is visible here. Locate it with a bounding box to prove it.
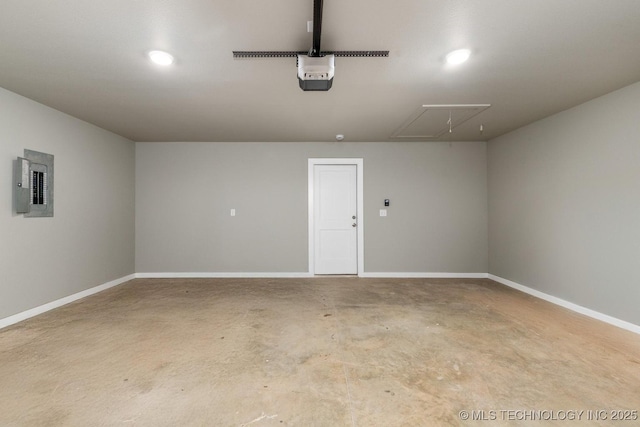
[488,274,640,335]
[359,272,489,278]
[135,272,315,279]
[136,272,488,279]
[0,274,136,330]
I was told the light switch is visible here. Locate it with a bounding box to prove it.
[230,209,236,217]
[380,209,387,217]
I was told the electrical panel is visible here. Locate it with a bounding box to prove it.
[14,149,54,217]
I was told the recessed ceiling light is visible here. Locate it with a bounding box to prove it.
[445,49,471,65]
[148,50,174,66]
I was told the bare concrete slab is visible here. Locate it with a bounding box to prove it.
[1,278,639,426]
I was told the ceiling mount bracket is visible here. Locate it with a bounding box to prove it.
[309,0,324,57]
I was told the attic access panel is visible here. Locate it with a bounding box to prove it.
[391,104,491,139]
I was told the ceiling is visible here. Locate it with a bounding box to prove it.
[1,0,639,142]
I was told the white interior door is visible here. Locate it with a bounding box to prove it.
[314,165,358,274]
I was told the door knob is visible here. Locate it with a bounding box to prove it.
[352,223,357,227]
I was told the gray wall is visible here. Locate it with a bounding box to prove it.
[488,81,640,325]
[136,141,488,274]
[0,88,135,319]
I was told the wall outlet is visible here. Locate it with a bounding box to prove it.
[230,209,236,217]
[380,209,387,217]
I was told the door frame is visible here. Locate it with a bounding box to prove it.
[308,158,364,276]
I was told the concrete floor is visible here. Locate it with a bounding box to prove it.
[0,278,639,426]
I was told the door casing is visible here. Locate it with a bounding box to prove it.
[308,158,364,275]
